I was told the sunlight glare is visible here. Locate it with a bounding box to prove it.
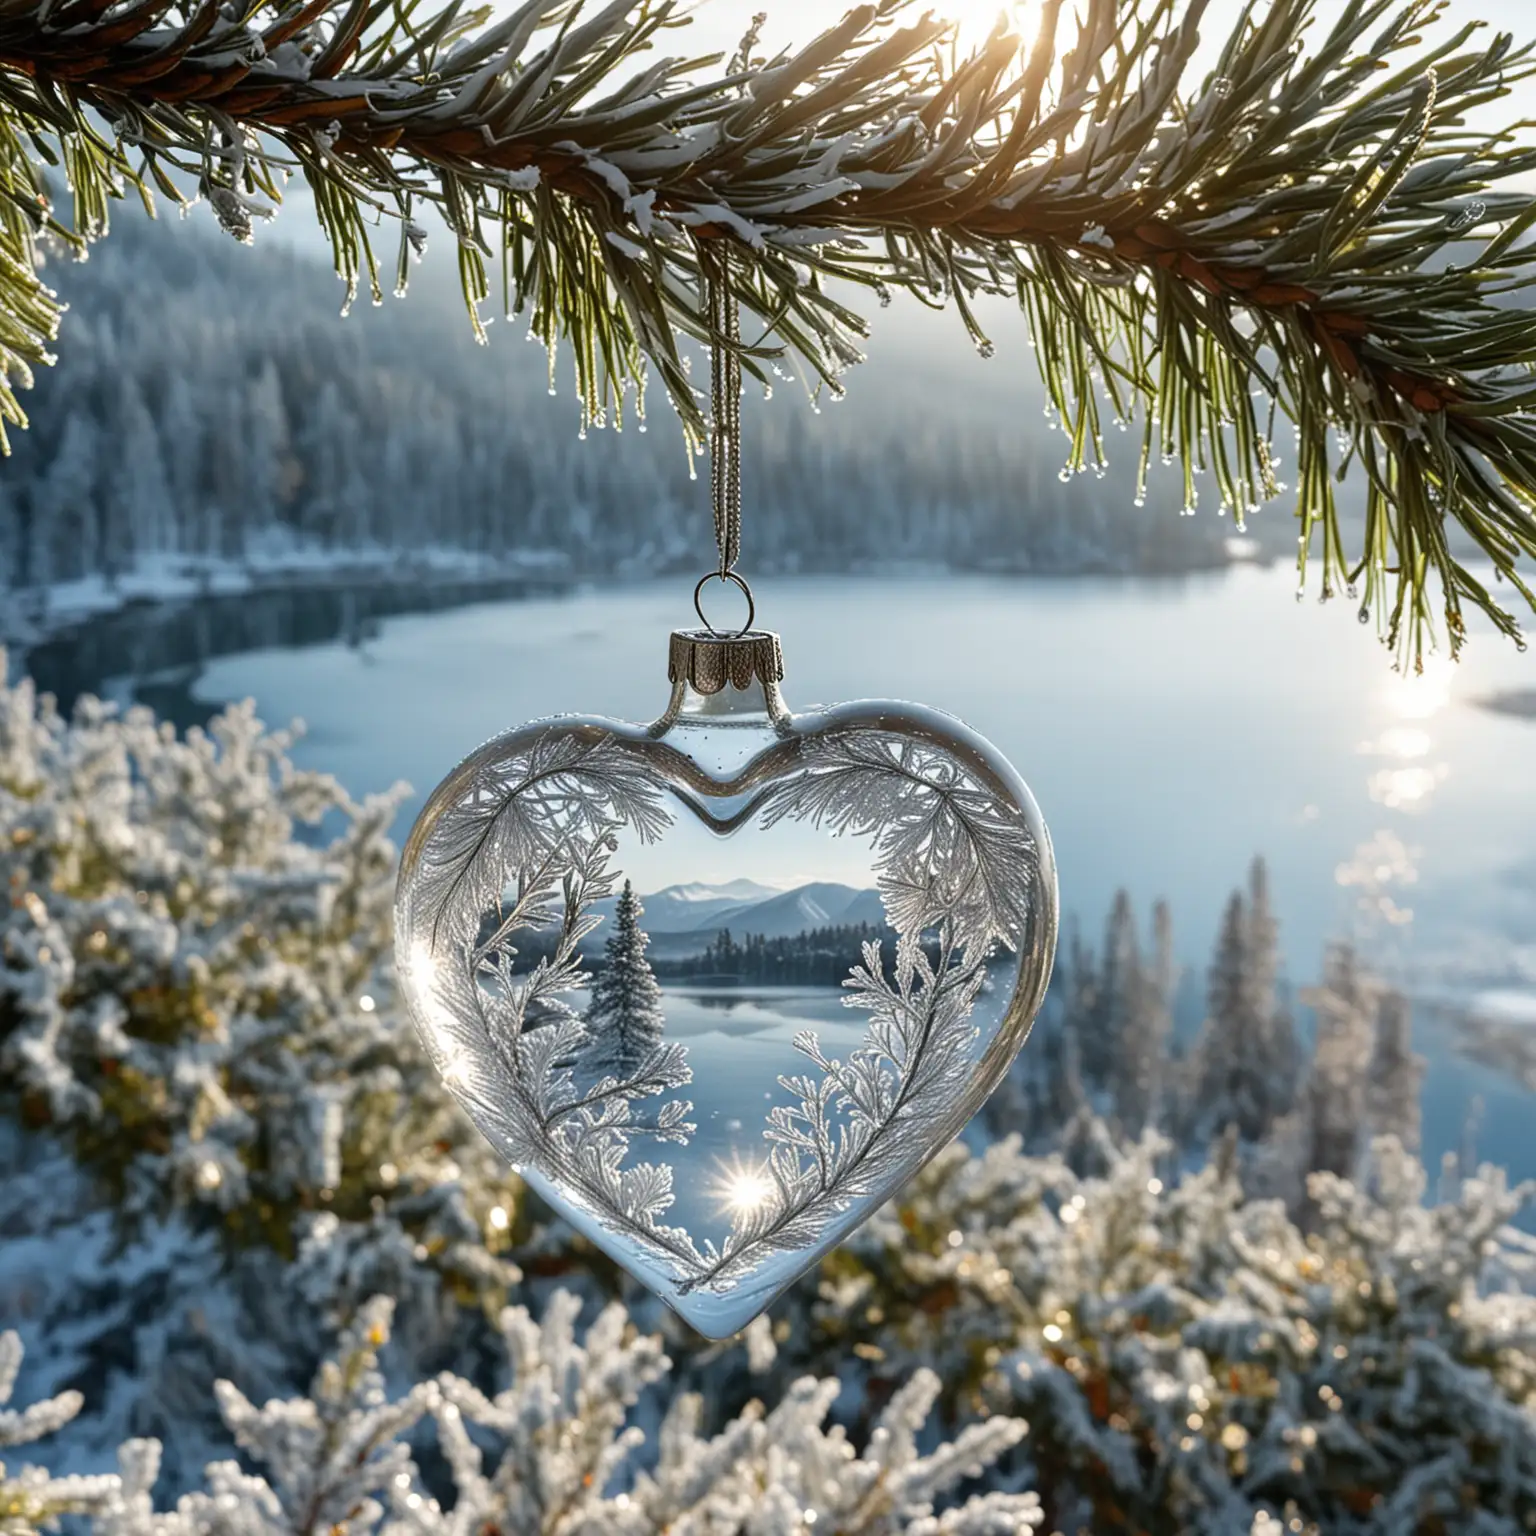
[1384,657,1454,721]
[1360,726,1432,760]
[713,1156,773,1216]
[405,940,472,1086]
[940,0,1039,47]
[1366,765,1445,813]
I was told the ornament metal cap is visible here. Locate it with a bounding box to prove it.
[667,627,784,695]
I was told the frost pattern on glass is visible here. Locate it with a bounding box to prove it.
[758,731,1034,958]
[683,926,990,1292]
[411,733,671,950]
[407,732,702,1272]
[397,702,1056,1333]
[677,727,1035,1292]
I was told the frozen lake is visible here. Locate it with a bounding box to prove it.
[178,565,1536,1177]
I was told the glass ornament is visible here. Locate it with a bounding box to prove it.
[395,624,1058,1336]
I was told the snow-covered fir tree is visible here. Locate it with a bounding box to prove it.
[815,1129,1536,1536]
[1367,987,1424,1153]
[1003,899,1176,1152]
[1193,858,1300,1147]
[0,659,523,1488]
[1199,889,1256,1136]
[1298,943,1380,1186]
[582,881,666,1080]
[1078,892,1135,1088]
[1110,898,1174,1138]
[1035,1014,1090,1152]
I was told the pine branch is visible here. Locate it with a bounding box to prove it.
[3,0,1536,659]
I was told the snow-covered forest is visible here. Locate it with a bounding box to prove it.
[0,213,1236,599]
[3,667,1534,1536]
[661,921,902,985]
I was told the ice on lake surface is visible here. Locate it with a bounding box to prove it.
[173,566,1536,1180]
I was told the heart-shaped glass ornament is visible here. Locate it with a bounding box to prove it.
[395,624,1058,1336]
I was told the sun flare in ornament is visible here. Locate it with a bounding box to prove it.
[712,1156,774,1217]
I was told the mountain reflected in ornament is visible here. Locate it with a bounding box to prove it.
[394,623,1058,1336]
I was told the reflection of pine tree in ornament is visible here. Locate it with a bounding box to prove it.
[583,881,664,1080]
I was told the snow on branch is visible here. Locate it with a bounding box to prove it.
[0,1330,121,1531]
[4,0,1536,657]
[204,1297,437,1536]
[55,1291,1039,1536]
[812,1130,1536,1533]
[0,659,523,1325]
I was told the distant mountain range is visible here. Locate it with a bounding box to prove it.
[592,880,889,958]
[618,879,781,933]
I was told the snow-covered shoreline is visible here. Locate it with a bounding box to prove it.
[3,543,572,639]
[3,548,576,702]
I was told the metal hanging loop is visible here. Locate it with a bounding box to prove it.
[693,569,756,638]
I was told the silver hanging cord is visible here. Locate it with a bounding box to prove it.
[706,242,744,587]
